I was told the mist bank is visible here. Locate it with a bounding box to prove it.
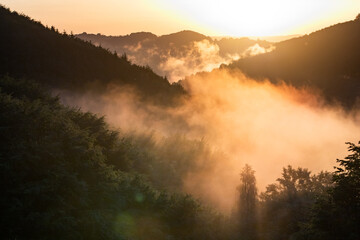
[76,31,273,82]
[59,68,360,213]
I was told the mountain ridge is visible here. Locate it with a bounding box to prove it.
[77,29,273,82]
[0,5,185,105]
[228,18,360,107]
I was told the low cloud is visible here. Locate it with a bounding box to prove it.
[241,43,276,57]
[120,39,274,82]
[58,68,360,214]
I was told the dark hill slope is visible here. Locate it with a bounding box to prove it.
[0,6,184,105]
[229,19,360,107]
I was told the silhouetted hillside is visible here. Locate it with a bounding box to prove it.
[0,6,184,105]
[77,30,273,82]
[77,30,210,52]
[229,18,360,107]
[157,30,210,46]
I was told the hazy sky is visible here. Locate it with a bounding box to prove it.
[2,0,359,36]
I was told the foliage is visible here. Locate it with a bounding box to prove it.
[110,133,218,192]
[0,76,229,239]
[235,164,258,240]
[258,166,332,240]
[301,142,360,240]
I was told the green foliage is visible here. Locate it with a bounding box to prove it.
[301,142,360,240]
[258,166,332,240]
[2,74,359,240]
[333,143,360,212]
[235,164,258,240]
[109,132,221,193]
[0,76,229,239]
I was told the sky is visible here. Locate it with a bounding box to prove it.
[1,0,359,36]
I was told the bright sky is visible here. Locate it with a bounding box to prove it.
[1,0,359,36]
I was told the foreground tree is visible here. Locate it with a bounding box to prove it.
[235,164,258,240]
[303,142,360,240]
[258,166,332,240]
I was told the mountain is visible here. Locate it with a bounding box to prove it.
[77,30,273,82]
[76,31,157,49]
[77,30,211,53]
[228,18,360,107]
[0,6,184,105]
[248,34,303,43]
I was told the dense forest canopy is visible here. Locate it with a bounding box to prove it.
[0,75,231,239]
[1,75,358,240]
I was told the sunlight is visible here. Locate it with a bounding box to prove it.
[155,0,355,36]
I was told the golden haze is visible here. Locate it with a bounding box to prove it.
[1,0,359,36]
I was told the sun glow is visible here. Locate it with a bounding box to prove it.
[2,0,359,36]
[155,0,359,36]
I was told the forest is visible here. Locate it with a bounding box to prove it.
[1,4,360,240]
[1,74,359,240]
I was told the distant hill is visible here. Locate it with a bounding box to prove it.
[216,37,272,57]
[228,19,360,107]
[77,31,273,82]
[0,6,184,105]
[77,30,211,53]
[248,34,303,43]
[76,31,157,49]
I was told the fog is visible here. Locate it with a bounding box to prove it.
[125,40,273,82]
[77,32,274,83]
[59,68,359,213]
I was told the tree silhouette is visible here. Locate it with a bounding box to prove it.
[236,164,258,240]
[258,166,332,240]
[330,142,360,239]
[300,142,360,240]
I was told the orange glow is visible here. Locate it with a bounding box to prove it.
[156,0,360,36]
[59,68,360,213]
[2,0,359,36]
